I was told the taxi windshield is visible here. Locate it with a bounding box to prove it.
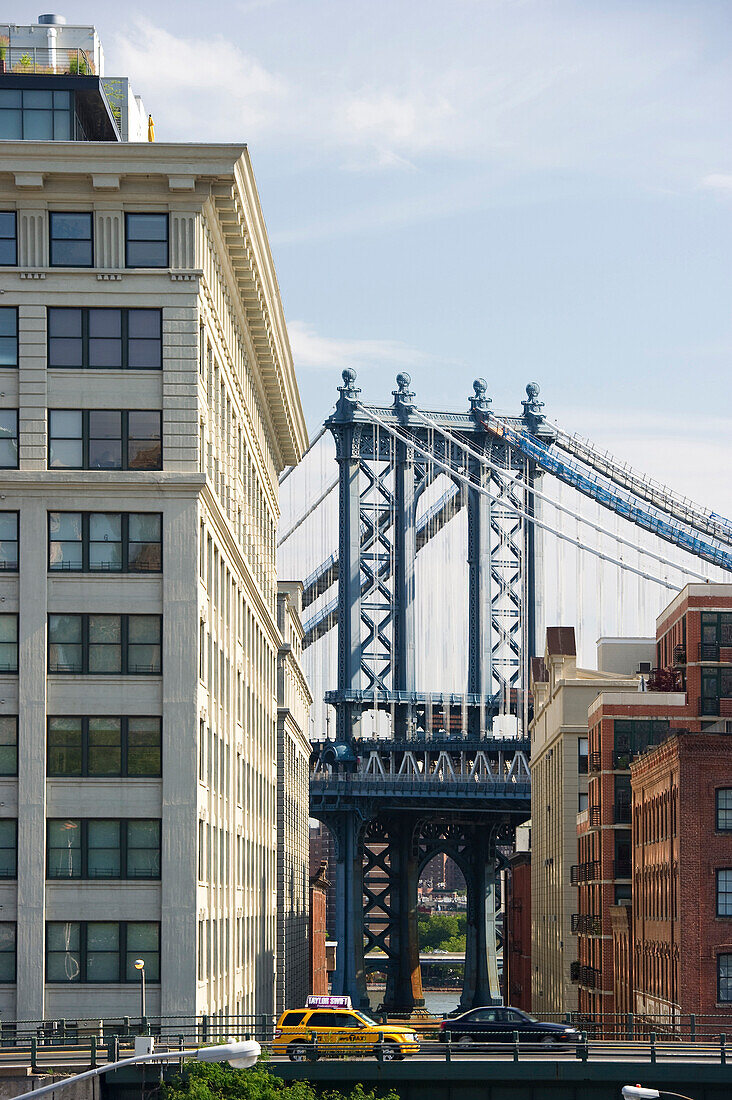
[355,1011,379,1026]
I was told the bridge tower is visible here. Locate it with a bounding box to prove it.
[309,372,550,1012]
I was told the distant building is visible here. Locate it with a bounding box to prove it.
[504,823,531,1011]
[628,733,732,1026]
[310,822,336,936]
[530,627,653,1014]
[276,582,312,1015]
[309,861,330,996]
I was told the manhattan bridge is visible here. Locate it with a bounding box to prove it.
[278,370,732,1015]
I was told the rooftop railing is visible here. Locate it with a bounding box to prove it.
[0,47,95,76]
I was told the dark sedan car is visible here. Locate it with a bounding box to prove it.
[438,1007,581,1046]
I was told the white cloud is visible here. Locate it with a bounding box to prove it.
[287,321,433,372]
[701,173,732,192]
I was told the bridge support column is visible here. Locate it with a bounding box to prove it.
[331,816,368,1009]
[382,824,423,1013]
[460,852,501,1009]
[467,455,492,735]
[393,439,416,737]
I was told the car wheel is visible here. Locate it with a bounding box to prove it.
[541,1036,555,1047]
[379,1041,401,1061]
[456,1035,474,1046]
[288,1044,313,1062]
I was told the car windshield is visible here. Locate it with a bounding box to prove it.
[355,1011,379,1026]
[523,1013,539,1022]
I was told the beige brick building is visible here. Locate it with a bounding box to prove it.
[529,629,653,1014]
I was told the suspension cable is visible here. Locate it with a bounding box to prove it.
[356,403,681,591]
[277,475,339,547]
[411,408,711,583]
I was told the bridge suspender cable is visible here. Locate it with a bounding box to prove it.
[277,475,339,547]
[355,403,681,592]
[411,409,712,583]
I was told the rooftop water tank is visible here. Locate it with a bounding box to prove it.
[38,14,67,24]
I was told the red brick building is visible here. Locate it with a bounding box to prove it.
[309,861,330,996]
[572,584,732,1017]
[630,734,732,1025]
[504,850,531,1011]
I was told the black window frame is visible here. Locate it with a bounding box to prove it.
[48,512,162,574]
[47,308,163,371]
[0,820,17,879]
[47,614,162,675]
[0,717,17,778]
[0,512,19,572]
[45,920,160,983]
[0,214,17,267]
[0,410,19,471]
[46,715,162,778]
[49,212,94,268]
[0,307,18,368]
[0,614,18,673]
[717,869,732,918]
[0,922,15,982]
[47,818,161,880]
[48,409,162,471]
[124,213,169,269]
[719,953,732,1003]
[717,789,732,833]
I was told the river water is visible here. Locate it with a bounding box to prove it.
[367,991,461,1017]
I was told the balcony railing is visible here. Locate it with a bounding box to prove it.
[570,860,600,885]
[589,806,601,827]
[588,752,601,773]
[569,962,600,988]
[699,642,720,661]
[570,960,580,982]
[571,913,602,935]
[0,47,96,75]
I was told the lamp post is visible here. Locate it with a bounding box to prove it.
[622,1088,697,1100]
[134,958,146,1026]
[12,1039,262,1100]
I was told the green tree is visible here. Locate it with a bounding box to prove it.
[417,912,466,952]
[162,1060,400,1100]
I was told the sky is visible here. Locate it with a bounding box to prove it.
[12,0,732,512]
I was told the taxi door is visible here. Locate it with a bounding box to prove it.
[333,1011,371,1054]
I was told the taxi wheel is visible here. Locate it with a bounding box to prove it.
[379,1041,402,1062]
[287,1044,314,1063]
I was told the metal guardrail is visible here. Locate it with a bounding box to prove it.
[0,47,95,75]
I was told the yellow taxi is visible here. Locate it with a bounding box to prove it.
[273,996,420,1061]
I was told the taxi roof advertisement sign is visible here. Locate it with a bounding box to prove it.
[306,995,352,1009]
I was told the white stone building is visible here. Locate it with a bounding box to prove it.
[0,35,309,1024]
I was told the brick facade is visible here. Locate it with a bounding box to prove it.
[309,862,330,996]
[505,851,531,1010]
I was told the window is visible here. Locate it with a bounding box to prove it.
[578,791,588,813]
[718,790,732,832]
[0,309,17,367]
[0,514,18,572]
[125,214,168,268]
[0,718,17,776]
[720,954,732,1002]
[0,616,18,673]
[0,821,16,878]
[47,819,160,879]
[717,870,732,917]
[48,512,162,573]
[0,412,18,469]
[48,308,162,370]
[49,212,93,267]
[0,89,72,140]
[48,410,162,471]
[48,615,162,675]
[0,923,15,981]
[578,737,588,774]
[46,921,159,983]
[47,716,161,777]
[0,216,16,267]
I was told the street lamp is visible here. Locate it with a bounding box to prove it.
[11,1039,262,1100]
[134,958,146,1024]
[622,1088,697,1100]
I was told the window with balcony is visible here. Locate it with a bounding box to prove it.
[0,616,18,673]
[701,612,732,659]
[0,309,17,365]
[47,819,161,879]
[47,614,161,675]
[717,789,732,832]
[0,89,73,140]
[125,214,168,268]
[0,411,18,469]
[0,718,17,777]
[717,870,732,917]
[701,668,732,715]
[46,921,159,983]
[613,719,669,765]
[47,716,161,777]
[48,512,161,573]
[0,215,17,267]
[49,212,93,267]
[48,410,162,470]
[0,513,18,572]
[48,309,162,370]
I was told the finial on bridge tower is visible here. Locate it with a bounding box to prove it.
[392,372,416,422]
[469,377,491,419]
[521,382,545,429]
[332,368,361,421]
